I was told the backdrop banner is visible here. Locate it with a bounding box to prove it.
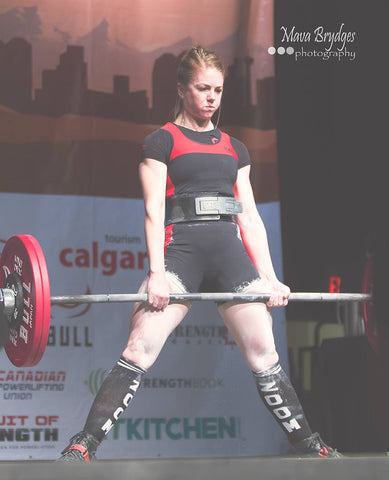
[0,0,288,460]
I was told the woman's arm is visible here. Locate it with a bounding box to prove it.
[139,158,170,310]
[234,165,290,306]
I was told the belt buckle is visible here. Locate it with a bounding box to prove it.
[222,197,243,214]
[195,197,220,215]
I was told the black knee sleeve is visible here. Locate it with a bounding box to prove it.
[83,357,146,442]
[252,363,312,444]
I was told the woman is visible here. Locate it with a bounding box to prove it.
[59,46,340,461]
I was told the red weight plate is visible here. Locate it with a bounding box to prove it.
[22,235,51,366]
[362,257,377,353]
[1,235,51,367]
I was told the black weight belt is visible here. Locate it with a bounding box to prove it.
[165,193,243,225]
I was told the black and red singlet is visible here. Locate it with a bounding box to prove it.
[141,122,260,293]
[141,122,250,198]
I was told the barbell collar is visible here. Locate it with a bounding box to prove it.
[0,288,16,319]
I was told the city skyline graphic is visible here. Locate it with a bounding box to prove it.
[0,38,275,130]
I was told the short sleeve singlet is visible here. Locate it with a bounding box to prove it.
[141,122,251,198]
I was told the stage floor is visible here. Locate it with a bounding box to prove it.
[1,454,388,480]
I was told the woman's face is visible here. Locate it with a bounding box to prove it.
[179,67,224,123]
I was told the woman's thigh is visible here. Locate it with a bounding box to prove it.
[218,280,279,371]
[122,273,190,369]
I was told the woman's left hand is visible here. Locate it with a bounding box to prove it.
[265,279,291,307]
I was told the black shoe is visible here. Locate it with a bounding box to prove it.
[57,431,100,462]
[292,432,342,458]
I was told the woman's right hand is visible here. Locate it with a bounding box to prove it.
[147,271,171,311]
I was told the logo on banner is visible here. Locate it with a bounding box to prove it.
[59,239,147,277]
[142,377,224,389]
[0,415,59,446]
[268,23,356,62]
[0,370,66,401]
[84,370,224,395]
[169,324,236,347]
[109,416,240,441]
[46,324,93,348]
[85,369,107,395]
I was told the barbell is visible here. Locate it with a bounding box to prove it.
[0,235,373,368]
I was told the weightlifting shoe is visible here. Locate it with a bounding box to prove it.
[57,431,99,462]
[293,432,342,458]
